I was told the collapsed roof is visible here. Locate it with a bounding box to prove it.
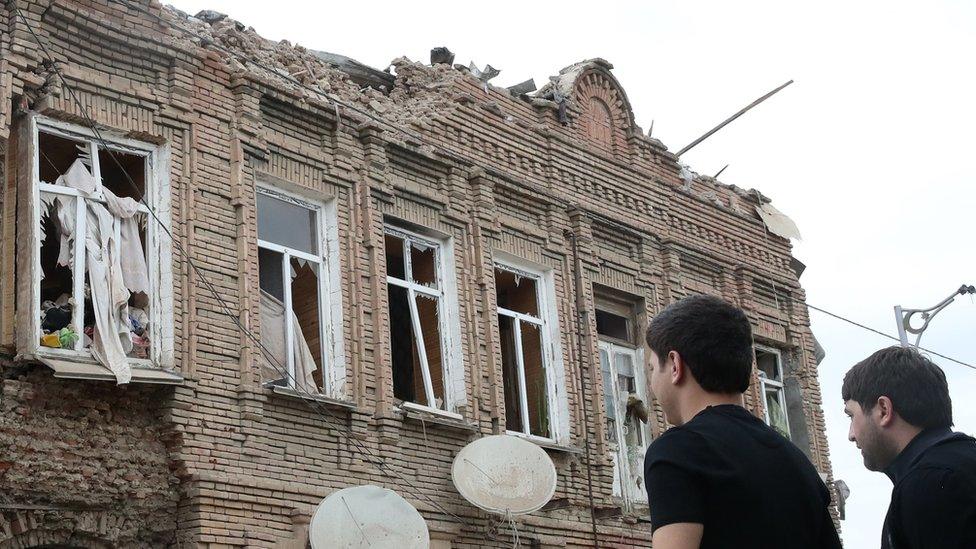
[164,6,799,239]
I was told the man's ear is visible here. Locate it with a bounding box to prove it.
[669,350,684,385]
[875,396,897,427]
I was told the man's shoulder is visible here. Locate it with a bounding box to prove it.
[646,425,709,463]
[896,464,976,504]
[909,433,976,478]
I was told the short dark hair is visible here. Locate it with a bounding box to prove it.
[842,346,953,429]
[645,294,754,393]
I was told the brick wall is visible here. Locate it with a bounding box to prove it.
[0,1,836,547]
[0,365,180,547]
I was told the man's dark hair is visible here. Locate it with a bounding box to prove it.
[645,294,754,393]
[842,346,953,429]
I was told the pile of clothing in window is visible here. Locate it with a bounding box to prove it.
[39,297,151,359]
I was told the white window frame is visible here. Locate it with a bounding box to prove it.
[256,184,345,398]
[756,345,791,438]
[23,115,174,373]
[384,224,464,418]
[599,340,650,506]
[494,252,568,444]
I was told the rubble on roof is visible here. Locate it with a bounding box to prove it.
[163,7,794,235]
[430,47,455,66]
[310,50,395,91]
[535,58,614,102]
[507,78,537,96]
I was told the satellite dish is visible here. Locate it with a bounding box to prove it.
[452,434,557,515]
[309,485,429,549]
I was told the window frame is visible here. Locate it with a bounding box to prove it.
[595,290,650,507]
[22,115,174,373]
[383,224,464,418]
[598,341,650,504]
[494,253,568,444]
[256,184,345,398]
[756,345,791,438]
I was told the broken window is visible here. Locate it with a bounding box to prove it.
[496,262,556,439]
[29,119,165,384]
[257,188,331,395]
[596,289,650,507]
[384,227,450,411]
[756,346,791,439]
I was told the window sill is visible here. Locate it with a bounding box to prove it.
[505,431,583,454]
[269,385,356,411]
[34,355,183,385]
[399,402,478,431]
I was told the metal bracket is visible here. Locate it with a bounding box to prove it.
[894,284,975,347]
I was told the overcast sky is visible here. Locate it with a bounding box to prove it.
[165,1,976,545]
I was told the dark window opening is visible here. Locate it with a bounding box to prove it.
[389,285,422,404]
[385,233,406,279]
[495,268,539,316]
[410,243,437,287]
[37,131,88,185]
[98,147,145,200]
[596,309,631,342]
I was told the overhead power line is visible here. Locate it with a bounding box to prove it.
[805,303,975,371]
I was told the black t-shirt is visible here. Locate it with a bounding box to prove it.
[644,404,841,548]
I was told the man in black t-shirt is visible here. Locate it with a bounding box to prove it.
[643,295,841,549]
[843,346,976,548]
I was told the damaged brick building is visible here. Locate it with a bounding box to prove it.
[0,1,836,547]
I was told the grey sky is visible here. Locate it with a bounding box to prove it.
[165,1,976,545]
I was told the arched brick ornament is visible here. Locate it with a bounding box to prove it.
[583,97,615,150]
[574,70,633,154]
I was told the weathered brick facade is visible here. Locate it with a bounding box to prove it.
[0,1,835,547]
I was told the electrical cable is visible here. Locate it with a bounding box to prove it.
[804,303,975,371]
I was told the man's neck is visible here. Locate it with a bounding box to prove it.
[891,424,925,457]
[678,391,744,425]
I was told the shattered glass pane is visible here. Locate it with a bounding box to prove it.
[410,241,437,288]
[291,257,324,390]
[258,247,285,301]
[384,233,406,280]
[38,194,76,350]
[416,294,444,408]
[38,131,91,185]
[494,268,539,317]
[521,321,550,438]
[498,314,523,433]
[98,146,145,200]
[256,192,317,254]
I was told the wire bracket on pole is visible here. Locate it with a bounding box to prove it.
[894,284,975,347]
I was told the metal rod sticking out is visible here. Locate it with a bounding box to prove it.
[676,80,793,157]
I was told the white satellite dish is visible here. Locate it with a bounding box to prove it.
[308,485,429,549]
[452,434,557,515]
